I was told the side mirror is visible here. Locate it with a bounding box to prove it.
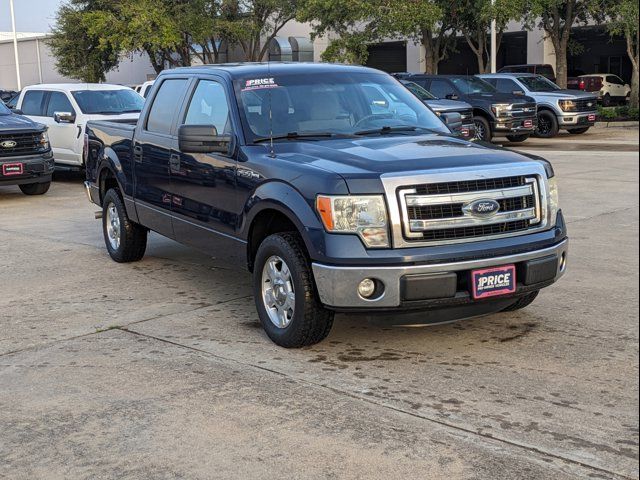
[445,93,459,101]
[439,112,463,132]
[178,124,231,154]
[513,90,525,96]
[54,111,76,124]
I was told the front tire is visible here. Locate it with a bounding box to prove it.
[506,134,530,143]
[602,93,612,107]
[102,188,147,263]
[502,291,540,312]
[535,110,559,138]
[253,232,334,348]
[19,181,50,195]
[567,127,590,135]
[473,116,492,142]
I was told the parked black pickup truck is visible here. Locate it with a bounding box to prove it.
[0,101,54,195]
[85,63,568,348]
[399,74,538,143]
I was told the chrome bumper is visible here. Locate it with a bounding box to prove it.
[312,239,568,309]
[558,112,597,126]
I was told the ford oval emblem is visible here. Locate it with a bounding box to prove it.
[1,140,17,149]
[465,199,501,217]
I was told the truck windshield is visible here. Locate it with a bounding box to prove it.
[401,81,437,101]
[518,76,560,92]
[71,89,144,115]
[234,72,448,143]
[0,102,10,115]
[451,77,496,94]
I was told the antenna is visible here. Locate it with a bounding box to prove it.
[267,52,275,158]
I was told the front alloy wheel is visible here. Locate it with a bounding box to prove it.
[261,255,296,329]
[105,202,121,251]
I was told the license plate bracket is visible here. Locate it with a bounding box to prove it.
[2,163,24,176]
[471,264,517,300]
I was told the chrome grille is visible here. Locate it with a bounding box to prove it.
[0,131,47,157]
[399,177,542,243]
[460,109,473,122]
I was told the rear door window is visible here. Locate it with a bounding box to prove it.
[46,92,75,117]
[495,78,519,93]
[146,79,189,135]
[21,90,47,116]
[606,75,624,85]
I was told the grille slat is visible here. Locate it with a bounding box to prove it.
[0,132,47,157]
[412,176,526,195]
[421,220,530,241]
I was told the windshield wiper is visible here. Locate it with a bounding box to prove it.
[354,126,440,136]
[253,132,343,143]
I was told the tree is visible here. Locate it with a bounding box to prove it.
[451,0,526,74]
[606,0,639,106]
[526,0,593,88]
[48,1,121,82]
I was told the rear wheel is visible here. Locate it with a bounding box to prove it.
[602,93,612,107]
[535,110,559,138]
[473,116,492,142]
[567,127,590,135]
[506,134,530,143]
[102,188,147,263]
[19,181,50,195]
[253,232,334,348]
[502,291,540,312]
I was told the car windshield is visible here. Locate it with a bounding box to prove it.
[0,101,10,115]
[401,81,436,101]
[517,75,560,92]
[234,72,449,143]
[71,89,144,115]
[451,77,496,94]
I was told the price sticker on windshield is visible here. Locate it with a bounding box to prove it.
[242,78,279,91]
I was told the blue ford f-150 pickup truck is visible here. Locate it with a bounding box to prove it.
[84,63,568,348]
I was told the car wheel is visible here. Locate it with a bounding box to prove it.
[567,127,590,135]
[253,232,334,348]
[102,188,147,263]
[502,291,540,312]
[534,110,559,138]
[602,93,612,107]
[19,181,50,195]
[506,134,530,143]
[473,116,492,142]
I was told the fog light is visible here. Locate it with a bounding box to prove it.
[559,252,567,273]
[358,278,376,298]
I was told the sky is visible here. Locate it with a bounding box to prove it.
[0,0,64,33]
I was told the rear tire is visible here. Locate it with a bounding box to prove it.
[502,291,540,312]
[506,134,530,143]
[473,116,492,142]
[102,188,147,263]
[19,181,50,195]
[602,93,612,107]
[253,232,334,348]
[535,110,559,138]
[567,127,590,135]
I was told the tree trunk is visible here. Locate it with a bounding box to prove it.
[552,36,569,88]
[422,30,439,74]
[626,27,639,107]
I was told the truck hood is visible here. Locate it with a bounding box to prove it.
[530,90,598,101]
[271,134,542,189]
[0,112,46,133]
[81,112,140,122]
[425,99,473,113]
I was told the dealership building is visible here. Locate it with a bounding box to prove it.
[0,20,632,92]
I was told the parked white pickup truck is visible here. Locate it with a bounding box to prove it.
[16,84,143,168]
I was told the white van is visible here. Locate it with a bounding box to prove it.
[16,84,144,168]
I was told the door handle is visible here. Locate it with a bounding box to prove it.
[133,145,143,163]
[169,154,181,173]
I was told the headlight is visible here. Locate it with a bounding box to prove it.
[548,177,560,223]
[559,100,576,112]
[316,195,389,248]
[491,103,513,117]
[36,131,50,150]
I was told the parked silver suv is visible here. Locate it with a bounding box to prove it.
[479,73,598,138]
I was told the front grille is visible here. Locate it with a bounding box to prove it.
[0,131,47,157]
[512,103,537,117]
[460,109,473,122]
[413,176,526,195]
[573,99,597,112]
[399,176,541,244]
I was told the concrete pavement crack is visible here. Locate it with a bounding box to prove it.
[117,327,633,480]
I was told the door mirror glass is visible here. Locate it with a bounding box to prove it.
[178,124,231,154]
[54,111,76,124]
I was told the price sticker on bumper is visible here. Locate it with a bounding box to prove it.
[471,265,516,299]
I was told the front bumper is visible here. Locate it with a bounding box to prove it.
[492,116,537,134]
[457,122,476,140]
[312,238,568,310]
[0,152,55,187]
[558,112,597,127]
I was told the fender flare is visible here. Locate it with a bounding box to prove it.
[96,147,127,202]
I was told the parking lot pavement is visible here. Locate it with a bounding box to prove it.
[1,129,638,479]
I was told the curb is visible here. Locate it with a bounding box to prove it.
[594,121,639,128]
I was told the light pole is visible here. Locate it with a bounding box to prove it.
[490,0,497,73]
[10,0,22,90]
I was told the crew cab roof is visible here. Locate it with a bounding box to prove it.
[167,62,384,79]
[21,83,134,92]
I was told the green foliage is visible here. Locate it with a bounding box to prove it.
[605,0,639,107]
[597,105,639,121]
